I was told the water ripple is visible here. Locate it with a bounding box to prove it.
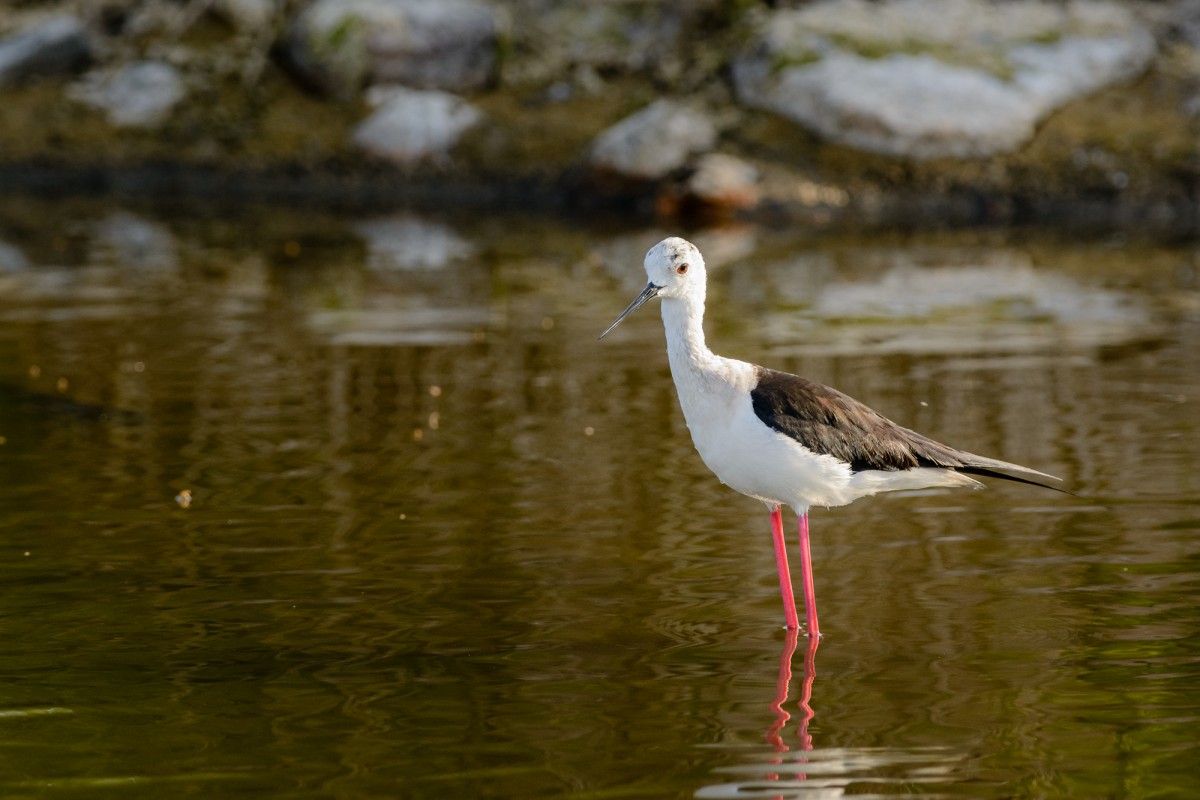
[697,745,969,799]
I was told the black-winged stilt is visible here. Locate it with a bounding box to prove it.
[599,237,1062,637]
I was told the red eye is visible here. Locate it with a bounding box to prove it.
[676,263,689,275]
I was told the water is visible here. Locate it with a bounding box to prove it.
[0,199,1197,798]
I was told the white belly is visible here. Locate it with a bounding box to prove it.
[672,359,981,514]
[685,391,856,513]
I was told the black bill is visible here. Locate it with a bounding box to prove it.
[597,282,662,340]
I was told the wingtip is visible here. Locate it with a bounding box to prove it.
[959,467,1073,495]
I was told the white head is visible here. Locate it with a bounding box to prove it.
[598,237,706,339]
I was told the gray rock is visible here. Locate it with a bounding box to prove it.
[351,86,484,164]
[0,15,90,87]
[290,0,499,97]
[503,5,684,88]
[1163,0,1200,50]
[212,0,279,31]
[732,0,1157,159]
[685,153,759,208]
[590,100,717,180]
[70,61,185,128]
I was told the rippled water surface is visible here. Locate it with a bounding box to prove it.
[0,199,1197,798]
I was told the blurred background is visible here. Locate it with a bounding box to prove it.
[1,0,1199,223]
[1,1,1198,799]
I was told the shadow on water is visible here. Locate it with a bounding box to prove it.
[0,196,1198,797]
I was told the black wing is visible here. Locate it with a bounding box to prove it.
[749,367,1063,490]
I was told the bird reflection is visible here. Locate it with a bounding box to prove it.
[697,631,968,798]
[765,629,819,770]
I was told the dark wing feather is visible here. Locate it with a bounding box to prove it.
[749,367,1065,491]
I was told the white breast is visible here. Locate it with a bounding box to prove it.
[667,353,859,514]
[666,350,984,513]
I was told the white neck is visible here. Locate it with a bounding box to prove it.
[661,294,715,377]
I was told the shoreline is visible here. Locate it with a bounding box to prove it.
[2,162,1197,236]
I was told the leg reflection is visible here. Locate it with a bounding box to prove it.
[796,631,819,753]
[766,628,820,773]
[766,628,799,752]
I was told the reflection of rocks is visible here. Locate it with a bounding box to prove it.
[70,61,185,128]
[589,100,717,180]
[732,0,1157,159]
[745,250,1154,356]
[355,214,474,270]
[289,0,500,98]
[0,15,90,87]
[308,307,490,346]
[812,263,1135,323]
[313,213,487,345]
[92,212,178,270]
[351,86,483,164]
[0,241,30,271]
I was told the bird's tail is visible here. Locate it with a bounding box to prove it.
[953,456,1070,495]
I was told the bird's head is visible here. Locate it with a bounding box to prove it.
[598,237,705,339]
[643,237,705,300]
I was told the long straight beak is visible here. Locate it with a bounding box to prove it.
[597,282,661,340]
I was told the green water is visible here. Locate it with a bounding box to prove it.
[0,200,1197,798]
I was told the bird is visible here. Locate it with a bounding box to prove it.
[598,237,1063,637]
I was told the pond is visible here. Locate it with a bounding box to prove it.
[0,198,1197,798]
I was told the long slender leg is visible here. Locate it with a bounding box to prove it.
[797,513,820,638]
[770,505,800,630]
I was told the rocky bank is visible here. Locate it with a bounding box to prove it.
[2,0,1200,228]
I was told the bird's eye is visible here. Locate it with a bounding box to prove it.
[676,263,689,275]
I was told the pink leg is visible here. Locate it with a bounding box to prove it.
[797,513,820,638]
[770,505,800,630]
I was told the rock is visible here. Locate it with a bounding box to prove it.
[0,15,90,87]
[589,100,717,180]
[351,86,484,164]
[503,5,685,88]
[211,0,279,31]
[657,153,760,217]
[289,0,499,98]
[685,153,759,209]
[70,61,185,128]
[1163,0,1200,50]
[732,0,1157,159]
